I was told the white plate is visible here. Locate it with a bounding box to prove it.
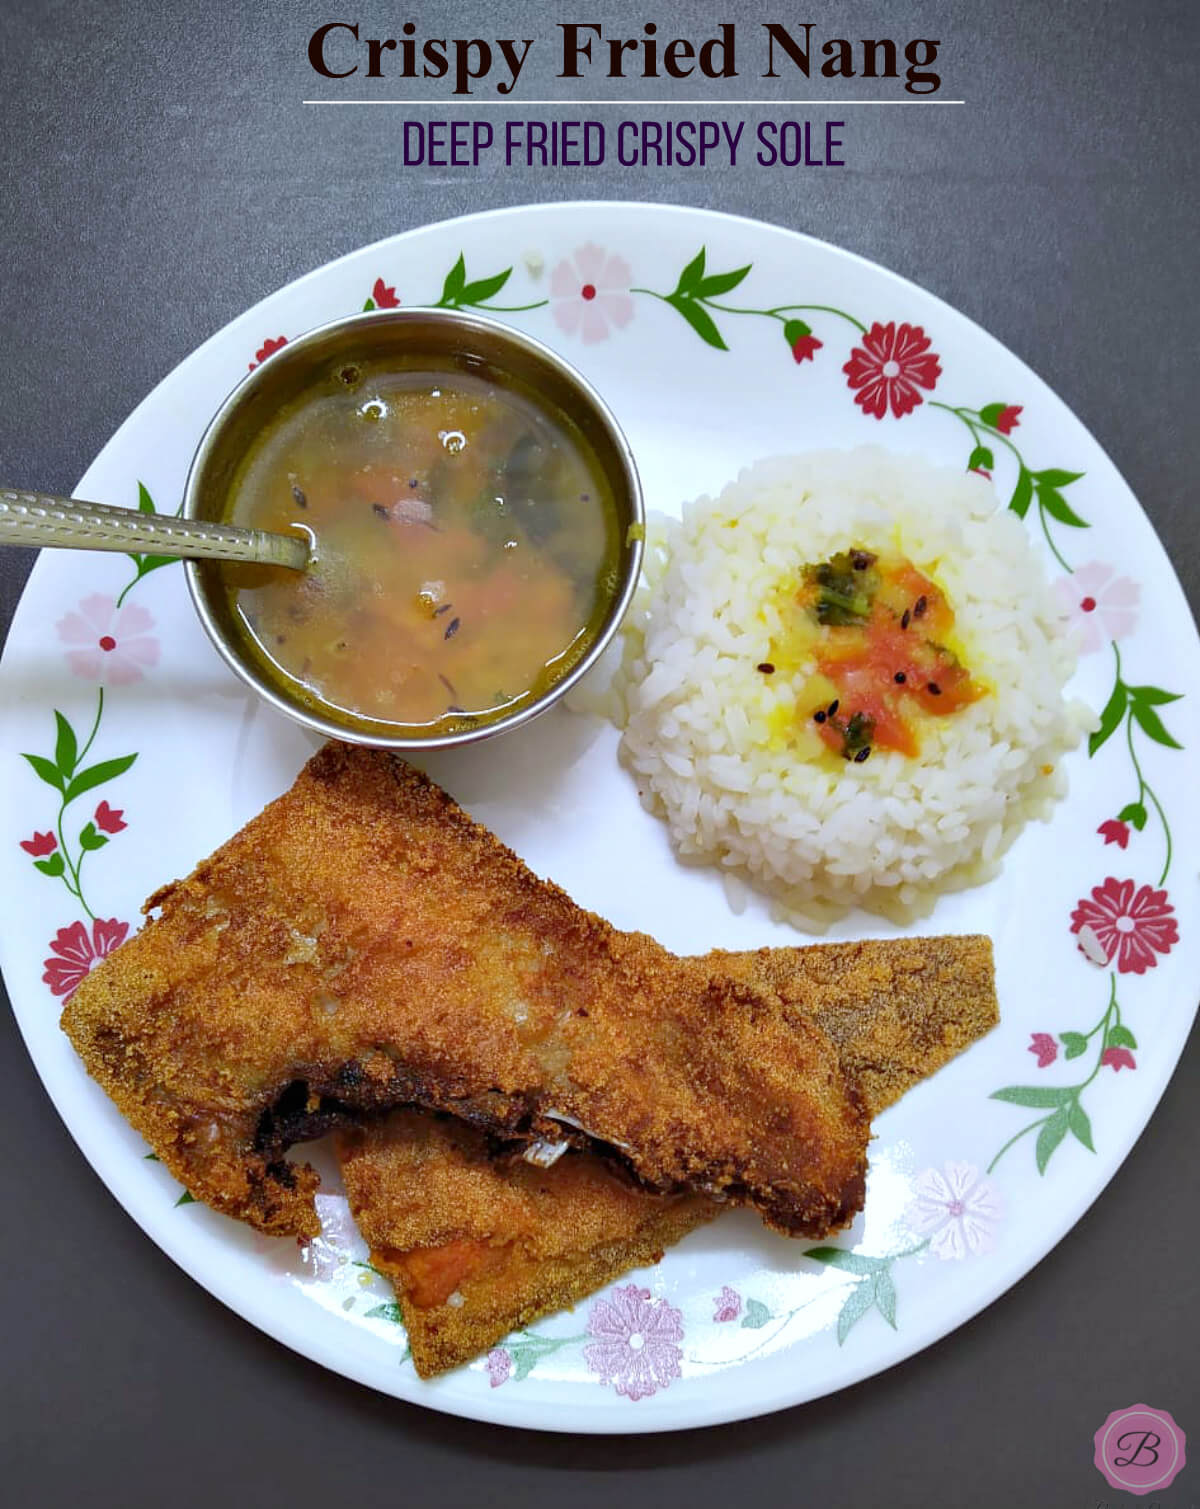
[2,203,1197,1433]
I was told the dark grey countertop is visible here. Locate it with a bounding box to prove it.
[2,3,1197,1504]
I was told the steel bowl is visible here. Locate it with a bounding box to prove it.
[182,308,643,749]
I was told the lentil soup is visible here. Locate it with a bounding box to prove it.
[215,359,621,737]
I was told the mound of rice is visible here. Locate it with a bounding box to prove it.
[573,449,1093,925]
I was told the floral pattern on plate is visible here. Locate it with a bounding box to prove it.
[5,207,1195,1430]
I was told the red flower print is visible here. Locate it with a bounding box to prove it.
[249,336,288,371]
[994,405,1022,435]
[20,831,57,857]
[1098,818,1130,850]
[94,800,127,835]
[1101,1046,1136,1072]
[1070,877,1178,975]
[1028,1032,1058,1068]
[372,278,400,309]
[969,467,992,480]
[843,321,941,420]
[486,1348,511,1387]
[783,318,822,365]
[43,917,130,999]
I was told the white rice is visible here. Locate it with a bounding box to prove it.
[571,449,1094,926]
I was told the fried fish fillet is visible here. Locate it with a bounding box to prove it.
[61,742,869,1240]
[339,934,996,1377]
[341,1112,717,1378]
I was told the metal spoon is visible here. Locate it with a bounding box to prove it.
[0,488,309,570]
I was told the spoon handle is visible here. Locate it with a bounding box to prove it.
[0,489,309,570]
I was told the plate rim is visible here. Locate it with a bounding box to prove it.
[2,199,1197,1434]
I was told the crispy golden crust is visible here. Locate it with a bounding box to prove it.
[61,742,868,1240]
[340,935,997,1377]
[339,1114,716,1379]
[710,934,997,1116]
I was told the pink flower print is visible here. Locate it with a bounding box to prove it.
[550,244,634,344]
[372,278,400,309]
[42,917,129,998]
[94,800,127,835]
[906,1161,1003,1261]
[57,595,159,685]
[1102,1046,1136,1073]
[584,1284,683,1401]
[1097,818,1130,850]
[1070,877,1178,975]
[843,321,941,419]
[1052,563,1139,654]
[486,1348,512,1388]
[249,335,288,371]
[1028,1032,1058,1068]
[713,1285,742,1323]
[994,405,1022,435]
[20,831,57,857]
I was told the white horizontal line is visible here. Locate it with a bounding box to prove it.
[302,98,965,107]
